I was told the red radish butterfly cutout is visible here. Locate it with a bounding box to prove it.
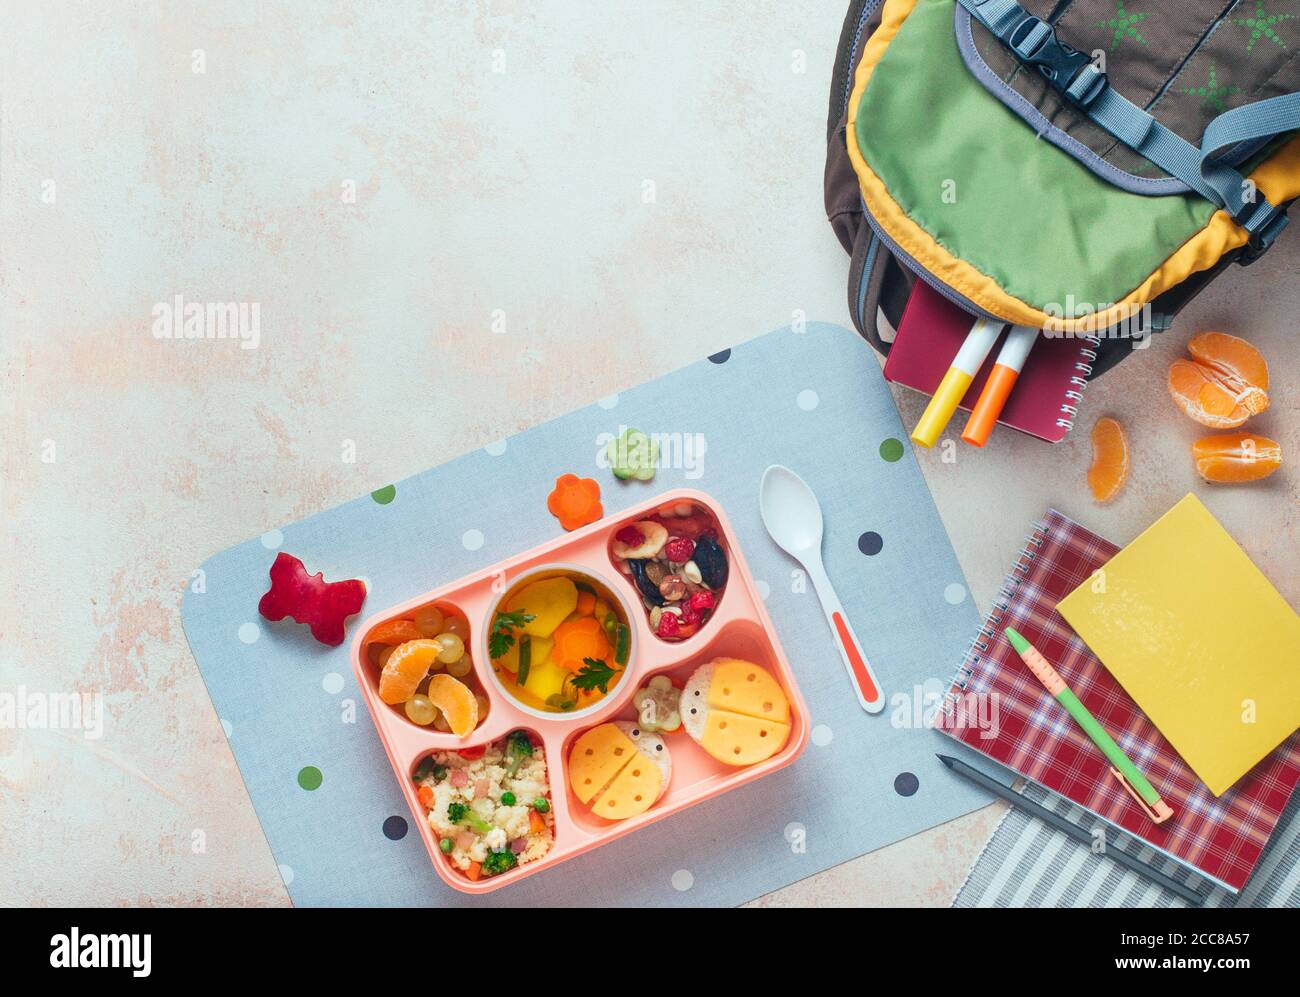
[257,552,367,646]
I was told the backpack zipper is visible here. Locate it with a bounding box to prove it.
[839,0,886,119]
[859,205,1003,322]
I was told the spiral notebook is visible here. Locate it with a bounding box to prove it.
[935,509,1300,893]
[882,281,1096,443]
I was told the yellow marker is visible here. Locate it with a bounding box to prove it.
[910,318,1005,448]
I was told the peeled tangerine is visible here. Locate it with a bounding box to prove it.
[1193,432,1282,483]
[1168,332,1270,428]
[378,639,443,705]
[1087,416,1129,503]
[424,673,479,737]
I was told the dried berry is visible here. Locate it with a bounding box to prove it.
[628,558,665,606]
[643,560,666,586]
[678,600,700,626]
[689,590,715,612]
[615,525,644,546]
[692,535,728,589]
[664,536,695,563]
[656,611,680,638]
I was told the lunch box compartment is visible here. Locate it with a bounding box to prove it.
[559,615,807,835]
[359,597,489,733]
[350,488,808,894]
[605,497,733,645]
[477,561,640,723]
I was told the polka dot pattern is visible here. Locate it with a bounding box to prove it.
[278,864,295,887]
[382,815,409,840]
[260,529,283,549]
[894,772,919,797]
[297,766,323,791]
[944,583,967,605]
[708,349,731,364]
[322,672,344,695]
[238,622,260,645]
[811,724,833,747]
[462,529,484,551]
[671,869,694,892]
[484,439,507,457]
[597,393,619,410]
[879,438,904,462]
[857,531,883,556]
[371,484,396,505]
[796,389,819,411]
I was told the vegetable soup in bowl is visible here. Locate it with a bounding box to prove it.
[483,565,635,719]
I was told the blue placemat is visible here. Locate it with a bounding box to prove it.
[182,322,993,906]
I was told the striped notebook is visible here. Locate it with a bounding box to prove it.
[935,509,1300,893]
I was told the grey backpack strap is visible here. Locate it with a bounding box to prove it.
[955,0,1297,251]
[847,224,914,354]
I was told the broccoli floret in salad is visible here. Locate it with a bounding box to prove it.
[504,729,534,777]
[482,849,518,876]
[446,801,491,834]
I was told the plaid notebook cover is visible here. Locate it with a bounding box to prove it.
[937,509,1300,893]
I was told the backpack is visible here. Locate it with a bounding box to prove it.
[825,0,1300,378]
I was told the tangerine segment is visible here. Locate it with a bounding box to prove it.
[551,616,614,673]
[1187,332,1269,416]
[1087,416,1130,503]
[1193,432,1282,483]
[1167,359,1253,429]
[425,673,479,737]
[378,638,443,705]
[367,618,423,646]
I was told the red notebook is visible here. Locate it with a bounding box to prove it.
[936,510,1300,893]
[882,281,1097,443]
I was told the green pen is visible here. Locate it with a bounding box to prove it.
[1004,627,1174,824]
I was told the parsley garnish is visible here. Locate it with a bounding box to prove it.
[488,609,535,659]
[572,657,619,694]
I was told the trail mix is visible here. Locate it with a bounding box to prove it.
[610,502,728,641]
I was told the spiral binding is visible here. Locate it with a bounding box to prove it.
[938,522,1048,720]
[1055,333,1102,431]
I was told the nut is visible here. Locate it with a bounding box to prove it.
[658,574,688,601]
[649,606,663,630]
[682,560,703,585]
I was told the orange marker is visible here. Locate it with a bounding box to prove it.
[961,325,1037,447]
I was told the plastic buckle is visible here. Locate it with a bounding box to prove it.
[1009,17,1104,107]
[1239,202,1289,263]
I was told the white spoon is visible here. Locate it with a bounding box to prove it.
[759,464,885,714]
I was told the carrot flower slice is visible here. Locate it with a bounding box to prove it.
[546,474,603,531]
[551,616,613,672]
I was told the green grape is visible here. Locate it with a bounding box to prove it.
[442,616,470,641]
[414,605,445,638]
[435,633,465,664]
[404,694,438,726]
[446,653,473,678]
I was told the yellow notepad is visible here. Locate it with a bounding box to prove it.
[1057,494,1300,797]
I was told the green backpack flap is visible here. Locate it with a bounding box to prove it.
[826,0,1300,377]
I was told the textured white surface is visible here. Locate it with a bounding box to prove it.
[2,1,1296,906]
